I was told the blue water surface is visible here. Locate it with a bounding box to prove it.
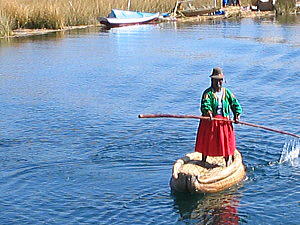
[0,15,299,224]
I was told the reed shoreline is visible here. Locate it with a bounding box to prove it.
[10,25,95,38]
[2,6,277,39]
[2,0,297,38]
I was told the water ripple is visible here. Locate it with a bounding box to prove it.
[0,17,299,224]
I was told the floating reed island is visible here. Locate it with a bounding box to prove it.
[0,0,298,38]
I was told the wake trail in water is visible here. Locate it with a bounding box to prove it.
[279,139,300,166]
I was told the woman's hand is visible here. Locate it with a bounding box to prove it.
[234,114,240,124]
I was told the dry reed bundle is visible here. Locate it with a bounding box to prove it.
[0,11,13,37]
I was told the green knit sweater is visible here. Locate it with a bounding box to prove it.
[201,87,242,117]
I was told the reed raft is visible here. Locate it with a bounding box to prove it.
[170,150,246,193]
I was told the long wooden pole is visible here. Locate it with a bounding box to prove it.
[138,114,300,138]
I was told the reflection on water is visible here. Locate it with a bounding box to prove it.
[276,14,300,24]
[227,35,290,44]
[0,31,64,47]
[0,27,97,47]
[173,189,241,224]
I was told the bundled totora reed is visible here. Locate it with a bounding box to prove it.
[170,150,246,193]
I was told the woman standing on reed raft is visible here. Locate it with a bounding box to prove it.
[195,67,242,166]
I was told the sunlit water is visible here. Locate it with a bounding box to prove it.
[0,15,299,224]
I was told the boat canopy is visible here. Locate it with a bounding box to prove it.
[108,9,157,19]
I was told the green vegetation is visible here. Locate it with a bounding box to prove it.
[275,0,297,15]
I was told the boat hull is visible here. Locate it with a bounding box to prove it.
[98,12,160,28]
[170,150,246,193]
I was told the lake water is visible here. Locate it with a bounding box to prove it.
[0,15,299,224]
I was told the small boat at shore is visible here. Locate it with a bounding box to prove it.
[179,7,220,17]
[98,9,160,28]
[172,0,220,17]
[170,150,246,193]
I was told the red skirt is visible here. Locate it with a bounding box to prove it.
[195,115,236,157]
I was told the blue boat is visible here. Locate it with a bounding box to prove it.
[98,9,160,28]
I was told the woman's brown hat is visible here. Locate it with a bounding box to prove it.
[209,67,225,79]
